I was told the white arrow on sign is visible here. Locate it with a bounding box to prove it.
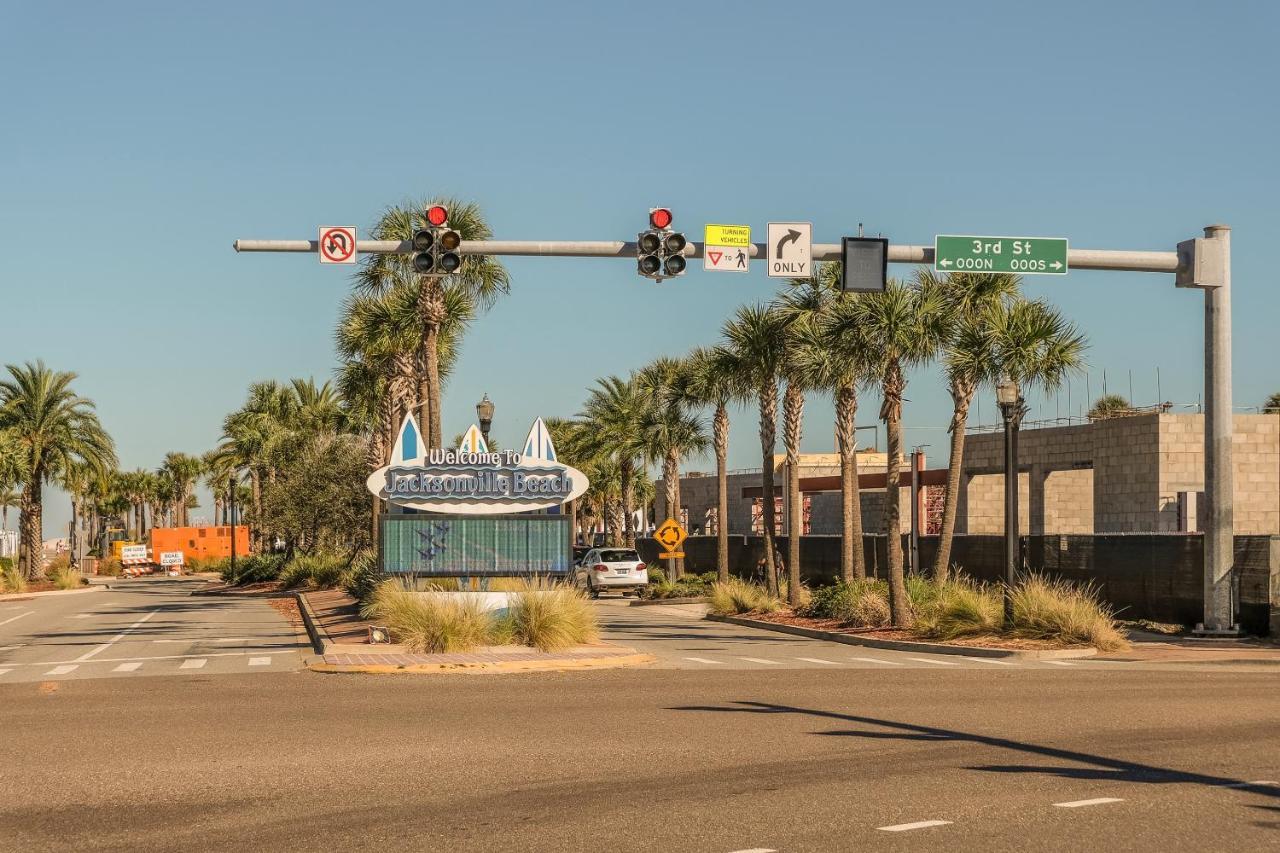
[938,258,953,267]
[1050,261,1063,270]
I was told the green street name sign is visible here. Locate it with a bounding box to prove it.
[934,235,1069,275]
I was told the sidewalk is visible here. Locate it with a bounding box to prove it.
[297,589,652,673]
[1106,631,1280,664]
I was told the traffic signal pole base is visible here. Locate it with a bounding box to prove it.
[1191,623,1243,638]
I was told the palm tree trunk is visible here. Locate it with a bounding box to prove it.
[783,383,804,606]
[883,365,910,626]
[250,469,263,552]
[621,458,635,547]
[19,474,41,580]
[836,382,866,581]
[714,402,730,585]
[663,450,679,580]
[758,382,779,597]
[424,322,443,450]
[935,389,972,583]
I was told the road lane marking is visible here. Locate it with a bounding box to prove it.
[46,665,78,675]
[179,659,207,670]
[727,849,778,852]
[0,611,33,627]
[73,613,98,619]
[960,656,1016,666]
[877,820,952,832]
[1223,780,1277,788]
[738,657,782,665]
[74,610,159,662]
[0,668,12,676]
[1044,660,1076,666]
[851,657,902,665]
[6,650,290,667]
[684,657,724,664]
[0,644,24,651]
[908,657,960,666]
[113,662,143,672]
[797,657,840,665]
[248,657,271,666]
[1054,798,1124,808]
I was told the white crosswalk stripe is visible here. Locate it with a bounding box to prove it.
[113,662,143,672]
[797,657,840,665]
[961,656,1017,666]
[248,657,272,666]
[738,657,781,665]
[179,659,207,670]
[1045,660,1076,666]
[909,657,960,666]
[46,665,78,675]
[683,657,724,664]
[851,657,902,665]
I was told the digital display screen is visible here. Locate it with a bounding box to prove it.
[380,514,572,576]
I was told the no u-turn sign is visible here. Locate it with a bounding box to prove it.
[319,226,357,264]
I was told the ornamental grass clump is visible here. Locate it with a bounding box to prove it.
[911,577,1003,641]
[799,579,891,627]
[1,562,26,594]
[361,580,494,654]
[49,566,85,590]
[278,553,345,590]
[505,579,599,652]
[1008,573,1129,652]
[708,577,783,615]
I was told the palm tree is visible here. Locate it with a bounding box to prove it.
[684,346,748,583]
[830,282,948,626]
[1264,393,1280,414]
[202,450,236,525]
[0,361,116,578]
[356,198,509,449]
[148,470,175,530]
[722,304,790,596]
[161,452,203,528]
[1088,394,1132,420]
[916,270,1022,580]
[635,356,709,578]
[581,375,647,547]
[0,428,25,537]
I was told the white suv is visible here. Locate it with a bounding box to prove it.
[575,548,648,597]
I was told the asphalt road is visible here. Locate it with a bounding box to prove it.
[0,579,305,683]
[2,661,1275,851]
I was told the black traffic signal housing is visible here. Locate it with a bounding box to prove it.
[840,236,888,292]
[412,205,462,276]
[637,207,686,281]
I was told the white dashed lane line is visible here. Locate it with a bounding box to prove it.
[1044,661,1076,667]
[738,658,782,665]
[797,658,840,665]
[851,657,902,666]
[179,659,207,670]
[1054,797,1124,808]
[0,611,33,627]
[961,656,1016,666]
[908,657,960,666]
[46,665,78,675]
[0,669,12,677]
[877,820,952,832]
[248,657,272,666]
[683,657,724,664]
[113,662,143,672]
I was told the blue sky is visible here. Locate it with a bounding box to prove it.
[2,1,1277,537]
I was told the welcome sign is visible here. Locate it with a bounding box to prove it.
[366,415,588,514]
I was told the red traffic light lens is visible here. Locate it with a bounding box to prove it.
[649,208,672,229]
[426,205,449,227]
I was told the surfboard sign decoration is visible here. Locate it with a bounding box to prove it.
[366,415,588,515]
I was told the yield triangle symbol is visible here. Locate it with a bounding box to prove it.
[708,251,723,265]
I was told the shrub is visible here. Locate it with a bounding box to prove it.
[642,570,715,600]
[911,577,1003,641]
[361,580,494,654]
[505,579,599,652]
[49,566,85,590]
[1008,574,1129,651]
[278,553,346,590]
[45,553,71,574]
[220,554,285,585]
[1,562,26,594]
[708,577,783,615]
[799,579,891,627]
[95,557,124,577]
[187,556,229,575]
[339,549,381,601]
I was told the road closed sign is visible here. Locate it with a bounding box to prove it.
[159,551,185,567]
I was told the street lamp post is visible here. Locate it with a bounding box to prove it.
[996,376,1025,624]
[476,393,495,446]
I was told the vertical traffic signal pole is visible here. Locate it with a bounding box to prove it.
[234,223,1234,630]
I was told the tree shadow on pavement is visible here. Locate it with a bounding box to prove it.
[669,700,1280,803]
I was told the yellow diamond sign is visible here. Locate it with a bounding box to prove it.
[655,517,688,558]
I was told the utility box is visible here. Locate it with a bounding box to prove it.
[1175,237,1225,288]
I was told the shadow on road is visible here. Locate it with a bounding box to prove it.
[669,700,1280,803]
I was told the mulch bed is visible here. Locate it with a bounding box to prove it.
[266,595,303,628]
[744,610,1093,651]
[199,581,286,596]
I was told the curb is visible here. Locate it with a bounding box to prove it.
[307,652,656,676]
[295,591,331,655]
[628,596,708,607]
[0,586,104,601]
[705,613,1099,660]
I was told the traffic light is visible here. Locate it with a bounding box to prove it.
[412,205,462,276]
[637,207,686,281]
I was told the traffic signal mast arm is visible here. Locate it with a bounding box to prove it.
[233,238,1180,273]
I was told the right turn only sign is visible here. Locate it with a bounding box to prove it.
[767,222,812,278]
